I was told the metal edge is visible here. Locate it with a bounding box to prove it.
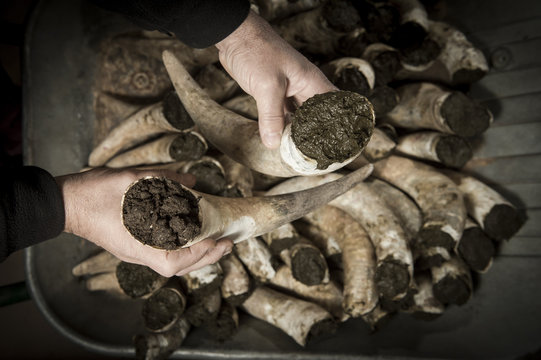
[24,246,134,357]
[22,1,131,357]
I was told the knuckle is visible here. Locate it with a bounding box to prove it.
[253,77,286,96]
[153,254,178,277]
[157,264,177,278]
[206,248,225,264]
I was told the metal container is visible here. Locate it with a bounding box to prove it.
[24,0,541,358]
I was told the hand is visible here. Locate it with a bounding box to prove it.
[216,10,337,149]
[56,168,233,277]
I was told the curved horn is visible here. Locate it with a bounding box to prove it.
[266,172,413,301]
[121,165,373,249]
[89,92,193,167]
[105,131,207,168]
[162,50,374,177]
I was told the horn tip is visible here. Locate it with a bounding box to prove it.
[358,163,374,179]
[162,49,175,65]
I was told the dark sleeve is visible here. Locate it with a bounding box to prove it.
[0,166,65,262]
[90,0,251,48]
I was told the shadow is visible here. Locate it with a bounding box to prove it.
[0,62,22,168]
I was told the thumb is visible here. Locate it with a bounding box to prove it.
[255,84,287,149]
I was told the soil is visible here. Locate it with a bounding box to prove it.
[369,3,400,43]
[418,226,455,250]
[185,291,221,327]
[374,259,410,300]
[206,303,238,342]
[115,262,165,298]
[435,135,473,168]
[353,1,399,43]
[415,251,447,271]
[337,31,369,58]
[186,162,228,195]
[371,51,401,86]
[365,310,394,332]
[323,0,360,33]
[224,292,252,307]
[122,177,201,250]
[169,133,207,161]
[458,227,495,272]
[433,274,471,305]
[306,318,338,344]
[184,275,223,298]
[440,92,491,137]
[400,38,441,66]
[484,204,526,241]
[452,68,487,85]
[368,85,399,116]
[399,288,417,311]
[391,22,428,50]
[332,67,371,96]
[268,235,299,255]
[291,91,374,169]
[380,296,402,313]
[291,247,328,286]
[142,288,185,332]
[162,91,194,130]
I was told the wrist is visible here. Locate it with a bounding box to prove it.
[55,174,79,235]
[216,10,270,53]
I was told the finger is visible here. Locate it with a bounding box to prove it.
[175,238,233,276]
[134,238,217,277]
[255,80,288,149]
[176,238,234,276]
[289,68,337,106]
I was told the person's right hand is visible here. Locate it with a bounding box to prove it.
[55,168,233,277]
[216,10,337,149]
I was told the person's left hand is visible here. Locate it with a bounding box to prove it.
[216,10,337,149]
[56,168,233,277]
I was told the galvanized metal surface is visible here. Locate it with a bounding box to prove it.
[23,0,541,358]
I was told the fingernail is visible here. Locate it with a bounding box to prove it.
[223,246,233,256]
[264,132,282,149]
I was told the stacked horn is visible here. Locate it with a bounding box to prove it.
[80,1,526,358]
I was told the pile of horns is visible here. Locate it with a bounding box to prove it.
[76,0,526,358]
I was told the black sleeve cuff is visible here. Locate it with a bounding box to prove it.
[0,166,65,262]
[91,0,251,48]
[168,0,251,48]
